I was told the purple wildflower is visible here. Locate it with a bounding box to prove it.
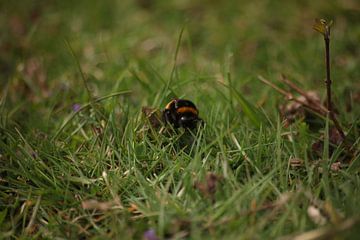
[72,103,81,112]
[143,229,159,240]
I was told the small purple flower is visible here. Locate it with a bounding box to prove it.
[72,103,81,112]
[143,229,159,240]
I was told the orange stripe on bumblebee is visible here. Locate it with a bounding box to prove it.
[176,106,198,115]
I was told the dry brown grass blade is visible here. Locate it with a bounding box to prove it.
[81,198,123,211]
[279,216,360,240]
[280,75,327,114]
[258,75,292,99]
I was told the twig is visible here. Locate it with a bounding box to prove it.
[313,20,346,138]
[323,23,332,114]
[280,75,327,114]
[258,75,292,99]
[258,75,325,117]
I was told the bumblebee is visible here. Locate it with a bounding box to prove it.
[163,99,200,129]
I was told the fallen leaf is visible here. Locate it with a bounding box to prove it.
[194,172,222,203]
[330,162,341,172]
[127,203,139,214]
[329,127,344,145]
[289,157,304,168]
[280,91,321,127]
[142,107,163,129]
[311,127,347,161]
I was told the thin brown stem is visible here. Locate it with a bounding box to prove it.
[323,26,346,140]
[280,75,327,114]
[324,29,332,113]
[258,75,292,99]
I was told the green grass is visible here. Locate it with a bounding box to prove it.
[1,0,360,239]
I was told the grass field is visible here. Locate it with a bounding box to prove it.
[1,0,360,239]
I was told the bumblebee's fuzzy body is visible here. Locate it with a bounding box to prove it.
[163,99,200,129]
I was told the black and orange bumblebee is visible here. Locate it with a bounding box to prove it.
[163,99,201,129]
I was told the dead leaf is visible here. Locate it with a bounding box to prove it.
[280,91,321,127]
[289,158,304,168]
[194,172,222,203]
[330,162,341,172]
[311,127,346,160]
[329,127,344,145]
[142,107,163,129]
[127,203,140,214]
